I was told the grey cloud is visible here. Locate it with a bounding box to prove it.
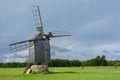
[113,50,120,53]
[51,46,71,53]
[102,50,109,53]
[51,45,71,57]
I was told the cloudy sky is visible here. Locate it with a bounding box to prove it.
[1,0,120,62]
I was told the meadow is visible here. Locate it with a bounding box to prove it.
[0,67,120,80]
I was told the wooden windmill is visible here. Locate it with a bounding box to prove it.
[9,6,70,70]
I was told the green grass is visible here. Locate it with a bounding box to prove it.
[0,67,120,80]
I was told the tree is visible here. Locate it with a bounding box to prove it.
[100,55,108,66]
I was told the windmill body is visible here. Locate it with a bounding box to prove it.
[28,33,50,64]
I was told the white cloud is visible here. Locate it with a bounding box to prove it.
[5,50,28,62]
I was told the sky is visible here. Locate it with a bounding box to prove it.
[0,0,120,62]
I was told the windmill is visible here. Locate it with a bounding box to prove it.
[9,6,70,72]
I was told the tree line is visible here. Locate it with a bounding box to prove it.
[0,62,26,68]
[0,55,120,68]
[48,59,81,67]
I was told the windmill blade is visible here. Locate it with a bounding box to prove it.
[51,34,71,37]
[9,39,33,53]
[9,39,34,46]
[32,6,44,36]
[48,31,71,38]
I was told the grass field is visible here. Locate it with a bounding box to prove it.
[0,67,120,80]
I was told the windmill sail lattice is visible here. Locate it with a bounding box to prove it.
[32,6,44,36]
[9,40,32,53]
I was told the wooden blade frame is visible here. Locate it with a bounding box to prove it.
[49,31,71,38]
[9,39,33,53]
[32,6,44,37]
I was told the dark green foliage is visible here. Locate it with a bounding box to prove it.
[48,59,81,67]
[82,55,108,66]
[70,60,81,67]
[100,55,108,66]
[0,62,26,68]
[107,60,120,66]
